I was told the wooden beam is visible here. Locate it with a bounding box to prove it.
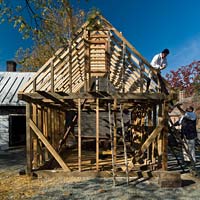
[108,102,116,186]
[51,60,54,93]
[113,98,117,164]
[96,98,99,171]
[69,41,73,93]
[120,104,129,185]
[162,101,169,170]
[32,104,38,169]
[29,119,70,171]
[37,91,73,109]
[26,103,32,175]
[78,98,82,172]
[139,120,165,155]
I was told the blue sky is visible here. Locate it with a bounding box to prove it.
[1,0,200,76]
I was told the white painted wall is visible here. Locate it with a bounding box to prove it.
[0,115,9,149]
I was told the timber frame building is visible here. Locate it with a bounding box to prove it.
[18,14,177,175]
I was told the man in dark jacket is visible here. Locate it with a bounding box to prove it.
[179,106,197,163]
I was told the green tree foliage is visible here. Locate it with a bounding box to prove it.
[165,61,200,97]
[0,0,88,71]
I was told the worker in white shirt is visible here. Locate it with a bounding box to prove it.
[146,48,170,94]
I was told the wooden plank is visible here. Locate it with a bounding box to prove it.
[113,99,117,164]
[90,34,108,38]
[37,91,73,109]
[78,99,82,172]
[51,60,54,93]
[38,105,44,166]
[140,120,165,155]
[96,98,99,171]
[20,92,166,103]
[162,101,169,170]
[69,41,72,93]
[32,104,38,169]
[29,119,70,171]
[43,108,49,161]
[120,104,129,185]
[108,102,116,186]
[87,40,105,44]
[26,103,32,174]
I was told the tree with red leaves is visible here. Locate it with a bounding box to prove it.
[165,61,200,97]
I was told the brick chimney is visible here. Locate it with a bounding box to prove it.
[6,60,17,72]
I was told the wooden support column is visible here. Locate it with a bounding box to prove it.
[108,102,116,186]
[47,108,52,146]
[120,104,129,185]
[37,106,42,166]
[26,103,32,175]
[78,99,82,172]
[43,107,49,161]
[51,109,55,148]
[113,98,117,164]
[158,103,163,166]
[54,110,57,146]
[162,101,169,170]
[96,98,99,171]
[32,104,38,169]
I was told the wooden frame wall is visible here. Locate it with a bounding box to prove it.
[25,93,169,174]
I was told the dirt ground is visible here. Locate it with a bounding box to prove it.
[1,146,200,200]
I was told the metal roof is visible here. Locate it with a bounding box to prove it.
[0,72,35,106]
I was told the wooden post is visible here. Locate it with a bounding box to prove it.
[78,98,82,172]
[96,98,99,171]
[147,109,152,162]
[26,103,32,175]
[32,104,38,169]
[113,98,117,164]
[162,101,168,170]
[51,109,55,148]
[44,107,49,161]
[120,104,129,185]
[158,103,163,166]
[38,106,43,166]
[108,102,116,186]
[47,108,52,145]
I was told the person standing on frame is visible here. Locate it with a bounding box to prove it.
[146,48,170,94]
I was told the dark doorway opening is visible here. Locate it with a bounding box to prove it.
[9,114,26,146]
